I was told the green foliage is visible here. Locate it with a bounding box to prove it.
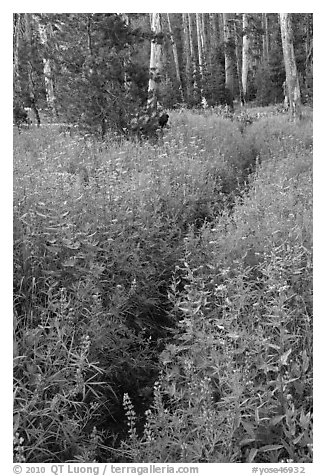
[52,14,148,136]
[14,108,312,463]
[13,291,110,462]
[243,111,313,161]
[119,112,313,463]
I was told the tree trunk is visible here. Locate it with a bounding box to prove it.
[242,13,250,102]
[200,14,207,66]
[207,14,216,70]
[223,13,234,110]
[188,13,198,104]
[182,13,192,102]
[209,13,220,95]
[147,13,163,112]
[25,14,41,126]
[167,13,184,103]
[218,13,224,42]
[38,19,57,117]
[234,17,242,105]
[279,13,302,119]
[304,14,313,93]
[262,13,270,63]
[13,13,22,96]
[120,14,131,93]
[196,13,205,103]
[86,14,93,59]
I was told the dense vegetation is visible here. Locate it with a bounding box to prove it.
[13,10,313,465]
[13,105,312,463]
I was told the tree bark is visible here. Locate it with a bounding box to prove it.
[38,18,57,117]
[200,14,207,66]
[13,13,22,95]
[279,13,302,119]
[120,14,131,93]
[262,13,270,63]
[147,13,163,112]
[25,14,41,126]
[242,14,250,102]
[223,13,234,110]
[207,14,216,69]
[188,13,198,104]
[167,13,184,103]
[209,13,220,93]
[182,13,192,102]
[196,13,205,103]
[234,17,242,105]
[304,13,313,91]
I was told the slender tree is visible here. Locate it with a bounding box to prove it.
[209,13,220,96]
[223,13,235,109]
[242,13,250,103]
[188,13,198,104]
[200,14,207,66]
[167,13,184,102]
[196,13,206,103]
[262,13,270,63]
[13,13,22,96]
[120,14,132,93]
[147,13,163,112]
[279,13,302,118]
[37,18,57,117]
[234,16,242,104]
[304,13,313,97]
[207,13,216,70]
[24,14,41,125]
[182,13,192,102]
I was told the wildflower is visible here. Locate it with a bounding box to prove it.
[13,432,26,463]
[123,393,138,439]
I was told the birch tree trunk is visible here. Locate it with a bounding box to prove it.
[200,14,207,66]
[234,18,242,105]
[188,13,198,104]
[242,13,250,103]
[13,13,22,96]
[38,19,57,117]
[262,13,269,63]
[196,13,205,103]
[25,14,41,126]
[147,13,163,112]
[182,13,192,102]
[167,13,184,102]
[279,13,302,119]
[304,14,313,93]
[207,14,216,70]
[223,13,234,110]
[209,14,219,88]
[218,13,224,42]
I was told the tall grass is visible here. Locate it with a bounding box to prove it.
[13,109,312,462]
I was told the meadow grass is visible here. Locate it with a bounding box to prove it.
[13,108,312,463]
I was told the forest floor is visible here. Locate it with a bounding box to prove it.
[13,105,313,464]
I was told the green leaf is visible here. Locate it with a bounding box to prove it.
[239,438,256,447]
[247,448,258,463]
[270,414,285,426]
[302,350,309,373]
[280,348,292,365]
[258,444,284,452]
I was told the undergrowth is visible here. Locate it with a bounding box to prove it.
[13,108,312,463]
